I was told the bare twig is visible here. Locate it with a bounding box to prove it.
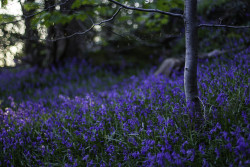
[46,7,123,42]
[198,24,250,29]
[108,0,183,18]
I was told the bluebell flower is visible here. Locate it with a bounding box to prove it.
[199,144,205,155]
[236,137,248,153]
[216,92,228,106]
[82,155,89,161]
[202,158,209,167]
[186,149,195,162]
[215,148,220,159]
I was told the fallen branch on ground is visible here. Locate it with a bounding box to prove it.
[154,47,244,77]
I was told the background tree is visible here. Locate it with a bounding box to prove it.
[1,0,249,68]
[43,0,88,67]
[24,0,92,67]
[43,0,56,67]
[20,0,44,66]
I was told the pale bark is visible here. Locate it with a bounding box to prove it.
[184,0,202,123]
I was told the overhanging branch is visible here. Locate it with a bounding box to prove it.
[198,24,250,29]
[108,0,183,18]
[46,7,123,42]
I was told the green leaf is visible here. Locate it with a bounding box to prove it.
[154,13,161,19]
[1,0,8,8]
[0,14,15,23]
[71,0,97,9]
[23,2,40,11]
[31,12,50,28]
[136,14,150,23]
[156,0,183,11]
[119,15,130,22]
[160,18,168,24]
[75,12,88,22]
[71,0,82,9]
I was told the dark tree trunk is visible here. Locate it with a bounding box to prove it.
[184,0,202,126]
[43,0,89,67]
[57,0,87,63]
[43,0,56,67]
[22,0,43,66]
[43,0,88,67]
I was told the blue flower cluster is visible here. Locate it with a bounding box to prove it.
[0,47,249,166]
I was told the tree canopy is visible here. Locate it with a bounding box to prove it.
[0,0,249,68]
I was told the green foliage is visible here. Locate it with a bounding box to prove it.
[0,14,15,23]
[32,10,89,28]
[74,11,88,22]
[135,14,149,23]
[0,0,7,8]
[71,0,97,9]
[23,2,40,11]
[226,32,242,39]
[141,0,183,31]
[43,11,74,26]
[156,0,184,11]
[198,0,229,15]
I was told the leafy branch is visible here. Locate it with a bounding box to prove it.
[41,7,123,42]
[108,0,250,29]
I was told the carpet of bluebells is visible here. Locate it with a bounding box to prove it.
[0,47,249,166]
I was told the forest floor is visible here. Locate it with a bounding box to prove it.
[0,46,249,166]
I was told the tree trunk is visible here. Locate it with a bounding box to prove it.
[22,0,43,66]
[44,0,88,67]
[184,0,202,126]
[43,0,56,67]
[59,2,88,62]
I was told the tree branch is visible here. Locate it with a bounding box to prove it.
[198,24,250,29]
[108,0,183,18]
[46,7,123,42]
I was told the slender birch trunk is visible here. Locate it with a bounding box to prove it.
[184,0,202,125]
